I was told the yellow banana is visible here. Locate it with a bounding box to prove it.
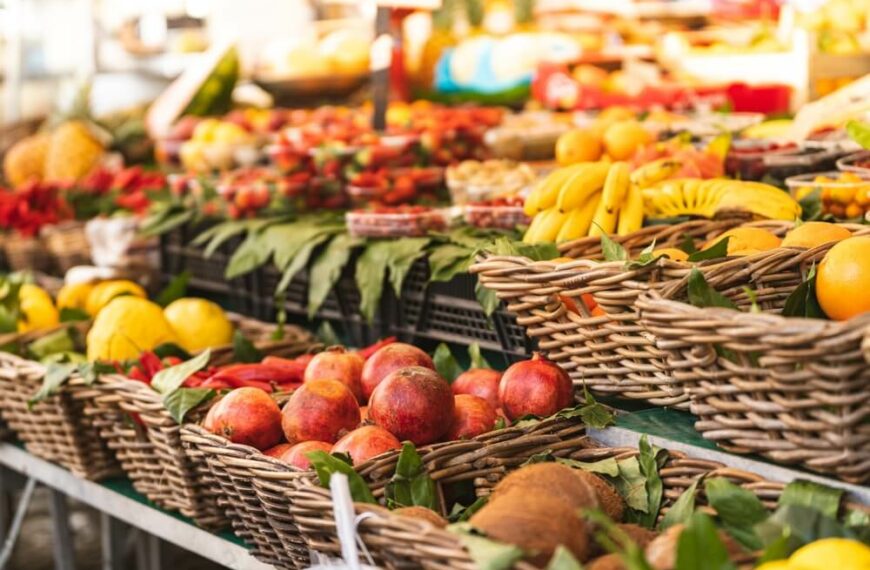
[535,164,586,213]
[601,162,631,215]
[630,158,683,189]
[643,178,801,221]
[556,192,600,242]
[556,161,611,213]
[617,184,644,236]
[523,207,569,243]
[588,194,619,237]
[523,179,544,217]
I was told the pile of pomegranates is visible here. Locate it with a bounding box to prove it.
[203,341,574,470]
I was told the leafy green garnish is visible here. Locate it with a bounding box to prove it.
[448,523,525,570]
[385,443,437,511]
[546,546,583,570]
[846,120,870,149]
[675,511,737,570]
[778,480,843,519]
[687,237,729,262]
[433,343,463,383]
[307,450,376,504]
[232,331,262,363]
[686,269,737,310]
[468,343,492,370]
[163,387,214,423]
[660,479,699,530]
[448,497,488,523]
[705,477,767,550]
[151,349,211,395]
[156,271,190,307]
[782,264,826,318]
[59,307,90,323]
[307,234,362,318]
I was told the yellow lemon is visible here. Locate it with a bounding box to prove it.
[56,282,95,311]
[86,297,178,362]
[18,284,59,333]
[790,538,870,570]
[163,298,234,352]
[754,561,794,570]
[85,280,146,316]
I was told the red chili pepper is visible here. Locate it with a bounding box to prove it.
[127,366,148,383]
[163,356,183,367]
[261,356,308,380]
[356,337,397,360]
[138,351,164,381]
[208,363,302,385]
[200,378,233,390]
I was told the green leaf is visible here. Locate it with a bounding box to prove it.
[678,234,697,255]
[611,457,649,513]
[782,265,826,319]
[778,480,843,519]
[156,271,190,307]
[601,233,628,262]
[232,331,262,364]
[494,417,506,430]
[308,234,362,318]
[675,512,737,570]
[742,286,761,313]
[704,477,766,550]
[584,509,656,570]
[267,222,333,271]
[28,363,77,408]
[635,435,666,528]
[554,388,615,429]
[845,509,870,528]
[196,220,255,258]
[428,244,474,283]
[276,233,332,295]
[355,240,394,323]
[846,120,870,149]
[163,387,214,423]
[687,237,729,262]
[151,349,211,395]
[449,524,525,570]
[433,343,462,383]
[754,504,860,559]
[76,361,115,385]
[139,208,194,237]
[546,546,583,570]
[307,450,376,504]
[798,188,822,222]
[660,479,699,530]
[152,343,193,361]
[475,282,500,317]
[316,321,342,346]
[387,238,430,296]
[385,442,437,511]
[59,307,90,323]
[448,497,488,523]
[27,329,75,360]
[626,239,659,269]
[225,231,271,279]
[467,343,492,370]
[556,456,620,477]
[686,268,737,310]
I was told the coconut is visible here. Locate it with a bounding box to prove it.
[491,463,599,512]
[392,506,448,529]
[645,524,746,570]
[587,553,626,570]
[575,470,626,522]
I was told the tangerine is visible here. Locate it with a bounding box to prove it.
[781,222,851,249]
[816,236,870,320]
[703,227,781,256]
[555,129,602,166]
[652,247,689,262]
[602,120,652,161]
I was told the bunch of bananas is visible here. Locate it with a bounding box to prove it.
[643,178,802,221]
[522,158,679,243]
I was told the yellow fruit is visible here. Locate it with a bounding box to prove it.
[555,129,602,166]
[44,121,105,183]
[56,282,95,311]
[703,227,781,256]
[653,248,689,262]
[319,29,370,75]
[211,122,250,144]
[17,284,59,333]
[754,561,793,570]
[192,119,221,143]
[790,538,870,570]
[781,222,851,249]
[4,133,49,187]
[163,298,234,352]
[85,280,147,316]
[816,236,870,321]
[603,121,652,161]
[86,297,178,362]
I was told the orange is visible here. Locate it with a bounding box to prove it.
[555,129,602,166]
[781,222,851,249]
[653,247,689,262]
[816,236,870,320]
[703,227,781,256]
[602,120,652,161]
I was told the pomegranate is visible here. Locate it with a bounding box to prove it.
[203,387,283,450]
[281,379,360,444]
[447,395,498,440]
[332,425,401,466]
[268,440,332,470]
[498,354,573,420]
[369,366,454,445]
[360,343,435,401]
[452,368,502,410]
[304,346,365,402]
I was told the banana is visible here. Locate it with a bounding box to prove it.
[588,193,619,237]
[556,161,611,213]
[523,207,569,243]
[601,162,631,215]
[535,164,586,213]
[556,192,600,242]
[617,183,644,236]
[630,158,683,189]
[523,179,544,217]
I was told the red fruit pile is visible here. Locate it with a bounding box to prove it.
[0,181,72,237]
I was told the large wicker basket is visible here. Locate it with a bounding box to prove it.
[471,220,868,409]
[41,221,90,273]
[639,292,870,484]
[181,416,588,569]
[87,317,319,528]
[3,235,51,273]
[293,437,870,570]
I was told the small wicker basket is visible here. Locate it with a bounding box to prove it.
[41,221,91,273]
[3,235,51,273]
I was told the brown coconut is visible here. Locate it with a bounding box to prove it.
[575,470,626,522]
[587,553,626,570]
[392,506,448,528]
[644,524,746,570]
[491,463,600,512]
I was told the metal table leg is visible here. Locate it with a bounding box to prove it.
[100,513,126,570]
[48,490,75,570]
[0,477,37,570]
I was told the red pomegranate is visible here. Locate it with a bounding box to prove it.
[304,346,365,402]
[498,354,573,420]
[267,440,332,470]
[452,368,502,410]
[203,387,283,450]
[368,366,454,445]
[447,395,498,440]
[332,425,401,466]
[281,379,360,444]
[360,343,435,401]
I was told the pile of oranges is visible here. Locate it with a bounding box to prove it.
[792,172,870,219]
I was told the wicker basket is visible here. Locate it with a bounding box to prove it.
[3,235,51,273]
[639,292,870,484]
[182,416,588,569]
[471,220,868,409]
[87,317,319,529]
[294,437,870,569]
[42,221,90,273]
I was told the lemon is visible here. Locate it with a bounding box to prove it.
[755,562,794,570]
[789,538,870,570]
[85,280,146,317]
[163,298,234,352]
[86,297,178,362]
[56,282,95,311]
[18,284,59,333]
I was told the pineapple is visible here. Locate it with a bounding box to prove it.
[43,120,105,183]
[3,133,49,187]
